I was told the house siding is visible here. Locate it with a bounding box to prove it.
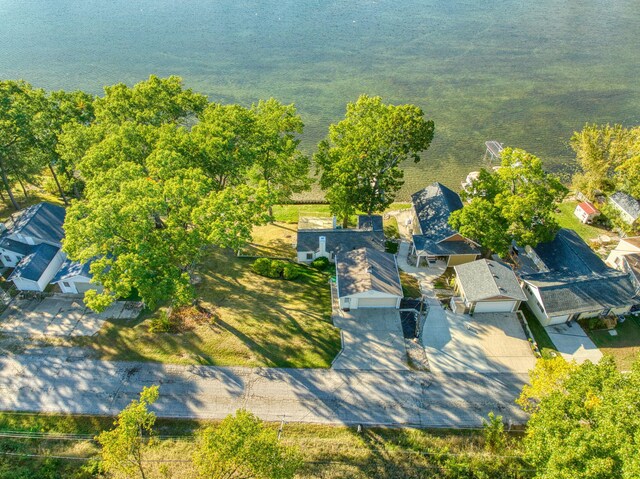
[447,254,480,267]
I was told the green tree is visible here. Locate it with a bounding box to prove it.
[450,147,567,255]
[315,95,434,226]
[570,123,637,198]
[516,356,577,413]
[193,410,301,479]
[521,356,640,479]
[0,80,46,209]
[96,385,159,479]
[250,98,310,218]
[482,412,507,453]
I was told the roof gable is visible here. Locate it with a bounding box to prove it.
[411,182,462,242]
[52,259,94,283]
[296,229,385,254]
[531,229,609,277]
[455,259,526,302]
[9,243,60,282]
[336,248,402,298]
[7,202,66,245]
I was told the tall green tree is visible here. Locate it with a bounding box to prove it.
[193,409,301,479]
[315,95,434,226]
[570,123,638,198]
[0,80,45,209]
[250,98,310,218]
[450,148,567,255]
[520,356,640,479]
[96,385,159,479]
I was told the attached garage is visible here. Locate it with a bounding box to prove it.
[52,259,102,295]
[454,259,527,314]
[336,248,403,311]
[473,300,518,313]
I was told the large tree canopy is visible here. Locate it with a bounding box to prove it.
[450,148,567,255]
[519,356,640,479]
[571,123,640,199]
[315,95,434,225]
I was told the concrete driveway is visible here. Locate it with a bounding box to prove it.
[0,296,141,337]
[421,294,536,374]
[545,322,603,364]
[332,309,409,370]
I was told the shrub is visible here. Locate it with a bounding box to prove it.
[282,263,301,280]
[252,258,272,276]
[269,260,286,279]
[385,240,399,254]
[148,311,175,333]
[310,256,330,270]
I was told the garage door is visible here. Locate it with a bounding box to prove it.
[357,297,398,309]
[474,301,516,313]
[75,282,101,294]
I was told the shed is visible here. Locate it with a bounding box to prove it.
[609,192,640,225]
[574,201,600,224]
[336,248,402,310]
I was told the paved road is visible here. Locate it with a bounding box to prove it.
[0,354,529,427]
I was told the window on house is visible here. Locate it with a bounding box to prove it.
[3,255,11,263]
[306,253,313,260]
[62,282,71,289]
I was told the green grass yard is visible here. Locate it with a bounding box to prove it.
[272,203,412,225]
[554,200,609,244]
[75,248,340,368]
[520,304,558,359]
[587,315,640,370]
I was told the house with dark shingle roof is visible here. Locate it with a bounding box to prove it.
[409,182,480,267]
[454,259,526,313]
[52,258,103,294]
[520,229,638,326]
[296,215,386,263]
[335,248,402,310]
[609,191,640,225]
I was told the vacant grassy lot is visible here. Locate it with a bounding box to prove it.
[76,248,339,368]
[0,412,529,479]
[588,314,640,370]
[239,221,297,258]
[554,200,609,244]
[273,203,412,225]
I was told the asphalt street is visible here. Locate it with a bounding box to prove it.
[0,354,529,427]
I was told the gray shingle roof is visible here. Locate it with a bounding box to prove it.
[530,228,610,276]
[609,191,640,223]
[9,243,60,282]
[0,237,35,256]
[357,215,383,231]
[455,259,526,302]
[524,272,637,316]
[7,203,66,245]
[296,229,385,255]
[413,235,480,256]
[411,182,463,241]
[336,248,402,298]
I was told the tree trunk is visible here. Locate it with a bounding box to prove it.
[342,215,348,228]
[268,204,274,220]
[49,164,68,205]
[0,188,5,202]
[17,177,28,199]
[0,159,19,210]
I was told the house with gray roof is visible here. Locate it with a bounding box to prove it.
[609,191,640,226]
[520,228,638,326]
[8,243,65,292]
[410,182,480,267]
[335,248,402,310]
[296,217,385,263]
[52,258,103,294]
[454,259,526,313]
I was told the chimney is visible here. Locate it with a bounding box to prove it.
[319,236,326,253]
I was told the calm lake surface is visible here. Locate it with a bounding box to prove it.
[1,0,639,198]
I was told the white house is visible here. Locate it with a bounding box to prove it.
[335,248,402,310]
[9,243,66,292]
[519,229,637,326]
[574,201,600,224]
[453,259,526,313]
[609,191,640,226]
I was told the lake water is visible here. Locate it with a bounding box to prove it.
[1,0,639,199]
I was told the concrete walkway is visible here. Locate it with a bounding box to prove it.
[397,241,445,291]
[0,354,530,427]
[545,322,603,364]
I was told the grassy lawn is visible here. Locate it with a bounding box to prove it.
[400,271,421,298]
[554,200,609,244]
[0,412,527,479]
[273,202,412,225]
[587,315,640,370]
[75,248,340,368]
[520,304,557,359]
[238,222,297,259]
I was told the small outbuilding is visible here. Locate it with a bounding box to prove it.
[574,201,600,224]
[336,248,402,310]
[454,259,526,313]
[609,191,640,225]
[52,259,103,294]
